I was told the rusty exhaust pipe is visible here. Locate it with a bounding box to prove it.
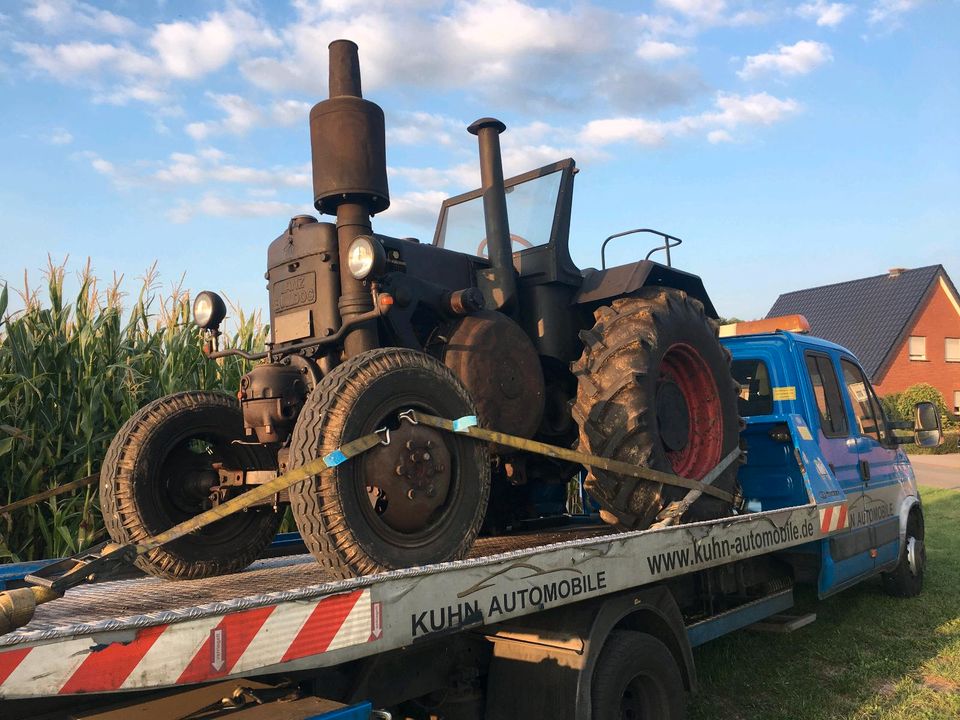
[310,39,390,356]
[468,118,518,314]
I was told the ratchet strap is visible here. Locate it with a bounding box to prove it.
[22,428,389,597]
[5,408,740,634]
[401,411,740,505]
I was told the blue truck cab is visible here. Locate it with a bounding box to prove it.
[721,320,929,598]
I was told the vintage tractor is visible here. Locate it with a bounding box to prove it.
[99,40,740,580]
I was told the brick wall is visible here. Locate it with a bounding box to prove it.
[875,278,960,414]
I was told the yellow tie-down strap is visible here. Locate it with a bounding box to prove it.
[400,410,740,505]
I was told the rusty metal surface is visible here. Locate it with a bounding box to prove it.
[362,422,452,534]
[6,526,605,642]
[442,311,545,439]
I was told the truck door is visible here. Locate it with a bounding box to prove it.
[803,351,872,594]
[838,357,901,570]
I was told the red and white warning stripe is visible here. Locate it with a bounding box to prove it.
[819,503,848,534]
[0,589,380,699]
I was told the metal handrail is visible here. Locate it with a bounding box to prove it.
[600,228,683,269]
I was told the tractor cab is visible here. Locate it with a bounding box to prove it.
[434,159,581,288]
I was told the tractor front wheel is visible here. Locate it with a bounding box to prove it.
[288,348,490,578]
[99,391,282,579]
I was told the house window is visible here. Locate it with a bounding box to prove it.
[908,336,926,361]
[955,391,960,416]
[947,338,960,363]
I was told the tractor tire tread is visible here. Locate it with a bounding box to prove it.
[99,391,281,580]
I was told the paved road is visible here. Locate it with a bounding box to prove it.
[910,454,960,490]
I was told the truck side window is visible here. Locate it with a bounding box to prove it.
[731,359,773,416]
[840,359,887,443]
[805,353,848,437]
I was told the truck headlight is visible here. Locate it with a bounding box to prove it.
[193,291,226,330]
[347,235,385,280]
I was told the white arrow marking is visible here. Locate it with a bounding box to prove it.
[211,628,225,672]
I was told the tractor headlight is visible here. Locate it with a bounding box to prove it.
[193,291,226,330]
[347,235,385,280]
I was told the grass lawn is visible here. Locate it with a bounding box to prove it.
[688,486,960,720]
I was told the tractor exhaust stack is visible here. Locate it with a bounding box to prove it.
[468,118,518,313]
[309,39,390,355]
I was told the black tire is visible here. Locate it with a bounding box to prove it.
[288,348,490,578]
[591,631,687,720]
[571,288,740,529]
[882,511,925,598]
[99,391,282,579]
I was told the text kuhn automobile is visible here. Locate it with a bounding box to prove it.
[99,40,744,580]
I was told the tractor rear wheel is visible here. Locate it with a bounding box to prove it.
[288,347,490,578]
[99,391,282,579]
[571,288,740,529]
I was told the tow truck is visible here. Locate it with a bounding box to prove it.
[0,315,940,720]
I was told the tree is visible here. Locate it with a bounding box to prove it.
[895,384,955,428]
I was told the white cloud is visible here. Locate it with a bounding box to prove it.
[167,194,303,224]
[240,1,702,115]
[24,0,137,36]
[385,190,449,226]
[388,112,465,147]
[150,9,279,80]
[580,117,670,146]
[796,1,853,27]
[153,150,310,189]
[14,7,282,106]
[13,40,155,78]
[90,157,115,175]
[868,0,924,25]
[655,0,769,27]
[580,91,800,146]
[635,40,692,61]
[94,83,170,106]
[657,0,727,23]
[704,92,800,126]
[73,150,117,177]
[42,128,73,145]
[185,94,311,139]
[738,40,832,80]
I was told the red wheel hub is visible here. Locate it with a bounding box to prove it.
[656,343,723,479]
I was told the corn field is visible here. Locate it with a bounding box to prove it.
[0,260,268,562]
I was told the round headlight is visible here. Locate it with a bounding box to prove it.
[193,291,226,330]
[347,236,384,280]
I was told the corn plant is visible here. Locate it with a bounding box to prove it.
[0,260,268,562]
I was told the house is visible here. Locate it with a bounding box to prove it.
[766,265,960,415]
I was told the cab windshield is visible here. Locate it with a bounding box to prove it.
[434,166,563,258]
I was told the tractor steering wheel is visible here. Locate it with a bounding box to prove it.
[476,233,533,258]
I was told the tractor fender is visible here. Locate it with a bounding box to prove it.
[574,260,718,319]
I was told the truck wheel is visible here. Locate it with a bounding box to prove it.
[571,288,740,529]
[591,631,686,720]
[99,392,282,580]
[288,348,490,578]
[882,512,925,598]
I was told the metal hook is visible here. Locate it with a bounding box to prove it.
[398,409,419,425]
[375,427,391,446]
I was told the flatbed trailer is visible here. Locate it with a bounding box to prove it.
[0,329,929,720]
[2,497,834,713]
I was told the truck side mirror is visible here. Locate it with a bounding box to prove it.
[914,401,943,448]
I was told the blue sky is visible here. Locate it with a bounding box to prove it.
[1,0,957,322]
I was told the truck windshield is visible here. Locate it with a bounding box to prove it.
[731,359,773,416]
[435,168,563,258]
